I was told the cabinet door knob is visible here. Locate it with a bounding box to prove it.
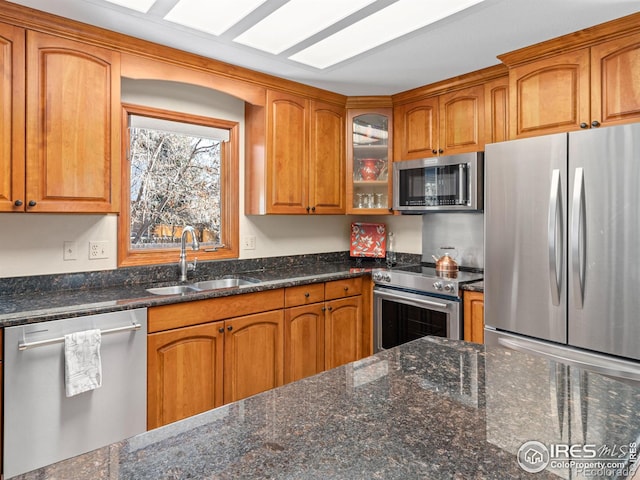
[304,292,310,298]
[28,200,37,207]
[580,122,588,129]
[343,286,349,291]
[591,120,601,128]
[14,199,23,207]
[306,206,310,212]
[432,149,437,154]
[218,327,224,333]
[328,306,333,311]
[321,306,326,312]
[438,149,444,154]
[311,206,316,212]
[227,325,233,331]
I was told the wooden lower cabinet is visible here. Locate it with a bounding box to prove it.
[284,303,325,384]
[463,291,485,344]
[324,296,363,370]
[147,322,224,430]
[148,310,284,429]
[223,310,284,404]
[284,277,367,382]
[148,278,370,429]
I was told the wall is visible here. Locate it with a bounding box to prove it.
[422,213,484,269]
[0,81,421,278]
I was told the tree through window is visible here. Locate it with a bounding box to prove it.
[118,104,239,266]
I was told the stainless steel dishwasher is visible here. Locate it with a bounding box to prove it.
[4,308,147,478]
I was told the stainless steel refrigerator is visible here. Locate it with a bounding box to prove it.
[484,123,640,382]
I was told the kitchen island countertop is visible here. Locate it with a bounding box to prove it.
[12,337,640,479]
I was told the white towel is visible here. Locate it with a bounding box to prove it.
[64,329,102,397]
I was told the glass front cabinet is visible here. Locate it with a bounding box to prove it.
[346,108,393,214]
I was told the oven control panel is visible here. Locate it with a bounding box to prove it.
[372,271,391,283]
[371,267,475,298]
[433,281,456,294]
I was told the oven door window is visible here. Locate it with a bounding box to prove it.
[380,297,448,349]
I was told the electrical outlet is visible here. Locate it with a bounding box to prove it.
[241,235,256,250]
[63,241,78,261]
[89,240,109,260]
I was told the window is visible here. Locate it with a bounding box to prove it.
[118,103,239,266]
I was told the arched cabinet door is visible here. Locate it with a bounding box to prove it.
[590,31,640,127]
[309,100,345,214]
[25,30,121,213]
[394,99,438,160]
[0,22,25,213]
[147,322,224,430]
[223,310,284,404]
[439,84,485,155]
[284,303,325,384]
[324,296,363,370]
[509,49,590,138]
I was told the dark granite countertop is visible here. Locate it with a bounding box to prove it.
[0,262,374,328]
[462,280,484,293]
[13,337,640,480]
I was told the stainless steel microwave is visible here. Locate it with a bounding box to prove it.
[393,152,483,213]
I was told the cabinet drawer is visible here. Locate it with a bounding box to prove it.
[325,277,362,300]
[148,289,284,332]
[285,283,325,307]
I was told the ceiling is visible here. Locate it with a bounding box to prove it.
[6,0,640,96]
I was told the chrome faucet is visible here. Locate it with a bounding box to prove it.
[179,226,200,282]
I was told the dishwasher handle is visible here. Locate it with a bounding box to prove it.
[18,322,142,351]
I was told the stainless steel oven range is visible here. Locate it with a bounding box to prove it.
[372,265,483,352]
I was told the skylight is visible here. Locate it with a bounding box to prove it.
[102,0,156,13]
[233,0,376,55]
[289,0,486,69]
[164,0,268,36]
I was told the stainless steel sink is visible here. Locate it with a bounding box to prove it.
[191,277,260,290]
[146,285,201,295]
[146,276,260,295]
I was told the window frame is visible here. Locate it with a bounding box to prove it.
[118,103,239,267]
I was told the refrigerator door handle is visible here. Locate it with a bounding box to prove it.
[571,167,585,309]
[548,169,562,306]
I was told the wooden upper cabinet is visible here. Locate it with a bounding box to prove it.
[509,49,590,138]
[394,85,485,160]
[439,85,485,155]
[591,31,640,127]
[266,90,309,214]
[394,97,438,160]
[246,90,346,215]
[25,31,121,212]
[223,310,284,404]
[309,100,345,214]
[484,76,509,144]
[346,107,393,214]
[0,22,25,212]
[147,322,225,430]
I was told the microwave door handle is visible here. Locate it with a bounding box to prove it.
[548,169,562,306]
[458,163,467,205]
